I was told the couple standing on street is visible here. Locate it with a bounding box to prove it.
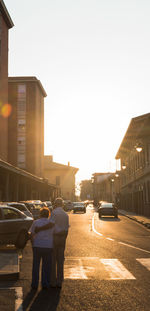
[29,197,69,290]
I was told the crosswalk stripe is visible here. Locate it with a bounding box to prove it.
[64,258,88,279]
[99,259,136,280]
[136,258,150,271]
[64,257,150,280]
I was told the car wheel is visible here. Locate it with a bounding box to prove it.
[73,210,76,214]
[114,215,118,218]
[99,213,101,218]
[15,230,28,249]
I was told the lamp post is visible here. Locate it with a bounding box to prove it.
[111,178,115,202]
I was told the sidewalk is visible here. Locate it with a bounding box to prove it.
[119,209,150,229]
[0,248,20,280]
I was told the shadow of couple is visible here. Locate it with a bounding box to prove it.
[22,287,61,311]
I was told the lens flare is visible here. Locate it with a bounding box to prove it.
[1,104,12,118]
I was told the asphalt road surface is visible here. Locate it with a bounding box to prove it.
[0,204,150,311]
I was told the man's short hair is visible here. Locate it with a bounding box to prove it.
[40,207,50,218]
[54,197,64,207]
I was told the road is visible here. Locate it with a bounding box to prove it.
[0,204,150,310]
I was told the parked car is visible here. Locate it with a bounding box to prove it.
[44,201,53,212]
[20,201,36,213]
[98,202,118,218]
[7,202,33,218]
[0,205,33,248]
[73,202,86,213]
[27,201,45,219]
[20,200,45,219]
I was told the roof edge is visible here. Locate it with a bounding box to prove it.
[8,76,47,97]
[0,0,14,28]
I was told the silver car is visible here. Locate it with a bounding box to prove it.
[0,205,33,248]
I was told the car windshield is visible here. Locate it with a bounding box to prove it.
[34,204,42,210]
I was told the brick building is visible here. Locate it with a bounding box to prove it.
[8,77,46,177]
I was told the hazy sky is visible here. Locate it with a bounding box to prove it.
[5,0,150,182]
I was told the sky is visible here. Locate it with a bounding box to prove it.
[5,0,150,183]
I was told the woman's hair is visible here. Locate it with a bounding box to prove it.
[40,207,50,218]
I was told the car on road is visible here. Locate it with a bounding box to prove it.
[7,202,33,218]
[0,205,33,248]
[73,202,86,213]
[64,200,74,212]
[98,202,118,218]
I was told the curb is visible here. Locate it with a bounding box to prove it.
[119,211,150,230]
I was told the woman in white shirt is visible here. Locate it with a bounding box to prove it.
[29,207,55,290]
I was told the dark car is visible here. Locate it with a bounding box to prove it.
[0,205,33,248]
[98,202,118,218]
[73,202,86,213]
[64,200,73,212]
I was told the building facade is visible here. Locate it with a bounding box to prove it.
[80,179,93,201]
[8,77,46,177]
[0,0,13,160]
[115,113,150,216]
[44,156,78,201]
[92,172,113,205]
[0,1,58,201]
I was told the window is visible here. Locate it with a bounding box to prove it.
[3,208,21,220]
[18,154,25,163]
[56,176,60,186]
[17,85,26,115]
[18,119,26,131]
[17,137,26,145]
[9,204,26,212]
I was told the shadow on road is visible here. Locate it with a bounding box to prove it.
[99,217,121,222]
[23,288,61,311]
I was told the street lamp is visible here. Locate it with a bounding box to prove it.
[135,142,143,153]
[122,162,126,170]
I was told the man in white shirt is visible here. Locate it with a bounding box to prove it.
[35,197,69,288]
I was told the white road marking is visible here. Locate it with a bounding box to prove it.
[0,287,23,311]
[66,257,99,260]
[100,259,136,280]
[92,213,150,254]
[64,258,88,279]
[119,242,150,254]
[92,214,103,237]
[136,258,150,270]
